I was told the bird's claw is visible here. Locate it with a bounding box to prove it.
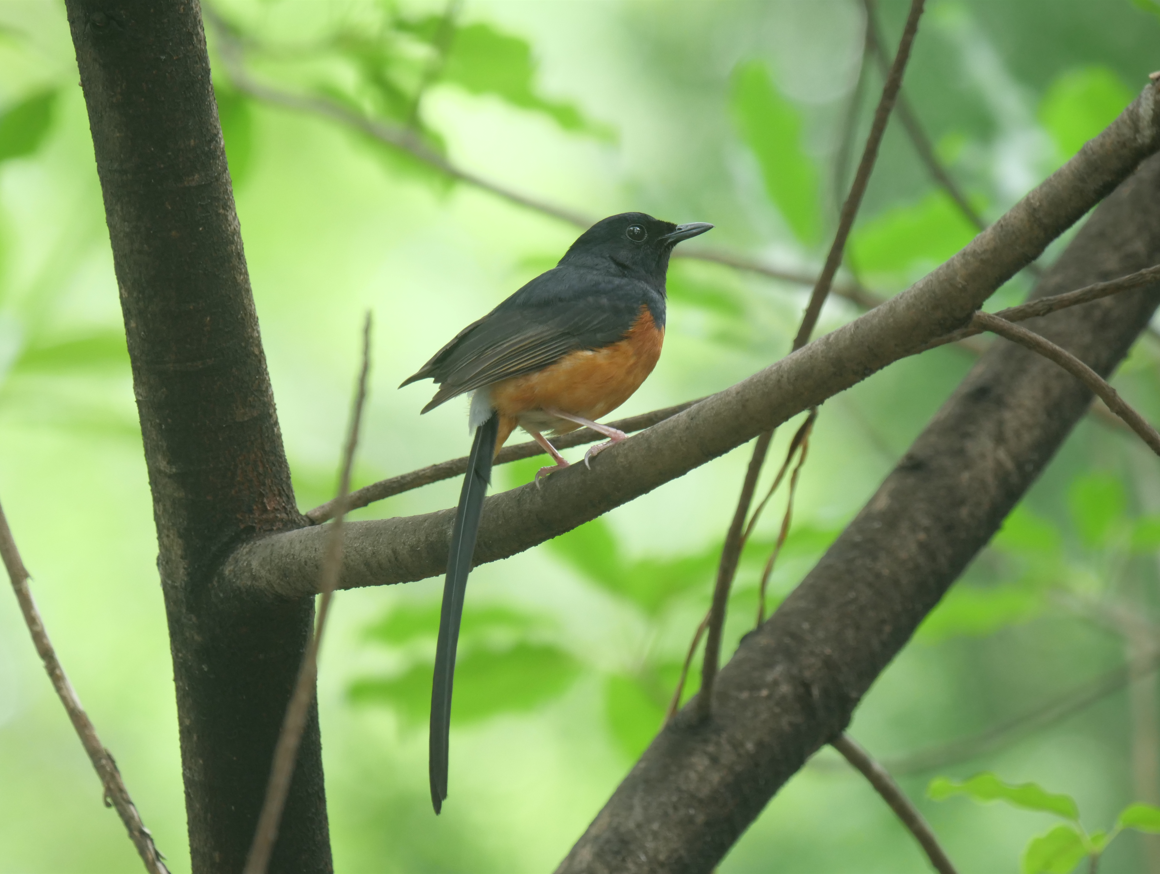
[535,461,570,485]
[583,429,628,469]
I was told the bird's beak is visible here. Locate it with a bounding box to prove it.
[659,222,714,245]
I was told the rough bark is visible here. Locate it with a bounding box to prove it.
[65,2,329,871]
[553,154,1160,874]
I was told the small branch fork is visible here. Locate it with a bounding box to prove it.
[833,735,959,874]
[244,314,373,874]
[973,311,1160,457]
[696,0,928,721]
[0,500,169,874]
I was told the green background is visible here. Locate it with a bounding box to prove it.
[2,0,1160,871]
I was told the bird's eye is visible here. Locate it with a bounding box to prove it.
[625,225,647,242]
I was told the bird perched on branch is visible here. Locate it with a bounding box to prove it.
[401,211,712,813]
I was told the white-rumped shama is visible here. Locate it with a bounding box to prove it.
[401,212,712,813]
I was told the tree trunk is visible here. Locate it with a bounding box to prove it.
[65,2,331,870]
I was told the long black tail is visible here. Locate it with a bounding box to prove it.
[430,410,500,814]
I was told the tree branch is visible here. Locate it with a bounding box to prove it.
[548,146,1160,874]
[246,315,371,874]
[972,311,1160,456]
[832,735,958,874]
[0,498,169,874]
[224,81,1160,601]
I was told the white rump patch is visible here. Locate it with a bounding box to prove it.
[468,389,493,432]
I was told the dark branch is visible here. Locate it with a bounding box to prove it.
[833,735,958,874]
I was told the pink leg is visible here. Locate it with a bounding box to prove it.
[543,408,628,468]
[528,429,570,482]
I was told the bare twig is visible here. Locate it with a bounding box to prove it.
[245,314,372,874]
[973,311,1160,456]
[833,735,959,874]
[922,264,1160,351]
[666,611,709,722]
[699,0,927,719]
[306,398,703,523]
[793,0,926,349]
[741,410,818,546]
[0,500,169,874]
[756,414,814,625]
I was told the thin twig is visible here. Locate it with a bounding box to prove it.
[973,311,1160,457]
[696,430,774,719]
[756,415,814,625]
[665,610,709,722]
[698,0,926,719]
[0,500,169,874]
[245,314,373,874]
[306,398,703,523]
[793,0,927,349]
[921,264,1160,351]
[833,734,959,874]
[741,411,818,546]
[862,0,984,232]
[832,19,874,220]
[204,10,879,308]
[881,649,1160,776]
[404,0,463,131]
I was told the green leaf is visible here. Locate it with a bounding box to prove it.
[993,506,1064,555]
[729,60,821,245]
[13,332,129,373]
[362,602,552,647]
[1021,824,1088,874]
[1131,0,1160,21]
[440,22,610,139]
[350,642,580,726]
[1118,802,1160,833]
[928,773,1080,820]
[0,89,57,163]
[1040,67,1134,159]
[917,585,1043,642]
[666,264,746,318]
[604,673,665,760]
[548,517,625,589]
[1130,515,1160,551]
[849,190,979,277]
[1067,473,1126,548]
[214,85,254,187]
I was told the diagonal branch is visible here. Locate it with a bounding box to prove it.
[223,81,1160,601]
[551,125,1160,874]
[833,735,958,874]
[0,498,169,874]
[973,310,1160,456]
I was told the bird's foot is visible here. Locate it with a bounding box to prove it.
[583,429,628,469]
[535,459,571,484]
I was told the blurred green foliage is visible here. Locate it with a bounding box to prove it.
[1,1,1160,872]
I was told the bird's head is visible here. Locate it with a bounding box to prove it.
[558,212,713,284]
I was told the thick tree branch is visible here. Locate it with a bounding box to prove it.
[225,83,1160,602]
[1,498,169,874]
[550,146,1160,874]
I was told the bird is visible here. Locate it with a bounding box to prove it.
[400,211,712,813]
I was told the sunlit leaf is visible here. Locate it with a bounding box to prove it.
[1021,824,1088,874]
[0,89,56,163]
[1039,67,1134,159]
[440,22,611,139]
[993,506,1063,555]
[605,673,664,760]
[1130,516,1160,552]
[928,773,1079,820]
[1067,473,1126,548]
[363,602,553,647]
[1118,802,1160,833]
[13,332,129,373]
[849,190,979,277]
[350,642,579,726]
[917,585,1043,642]
[729,60,821,246]
[1131,0,1160,21]
[214,85,254,187]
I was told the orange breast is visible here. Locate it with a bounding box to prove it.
[488,305,664,449]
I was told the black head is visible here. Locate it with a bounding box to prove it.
[557,212,713,284]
